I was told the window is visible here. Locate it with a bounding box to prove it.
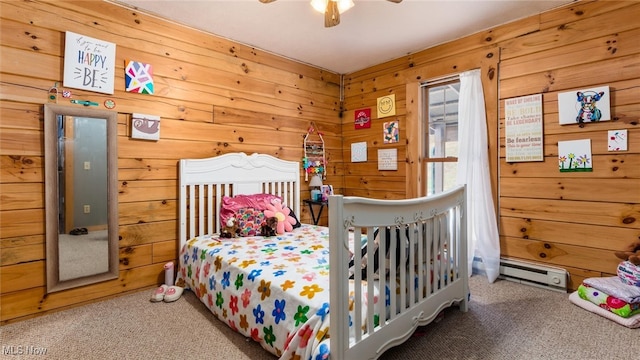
[422,79,460,196]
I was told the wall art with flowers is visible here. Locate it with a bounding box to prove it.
[558,139,593,172]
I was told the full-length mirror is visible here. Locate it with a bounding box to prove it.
[45,104,118,293]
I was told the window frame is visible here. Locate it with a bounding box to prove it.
[421,77,460,196]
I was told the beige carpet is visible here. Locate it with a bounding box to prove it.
[1,276,636,359]
[58,229,109,281]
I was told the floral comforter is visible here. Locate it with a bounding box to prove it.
[178,225,383,360]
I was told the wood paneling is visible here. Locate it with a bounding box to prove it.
[0,261,45,293]
[0,0,341,323]
[342,44,500,207]
[1,0,638,323]
[0,264,166,322]
[496,1,640,287]
[499,217,639,251]
[343,0,640,291]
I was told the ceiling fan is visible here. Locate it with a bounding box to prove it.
[259,0,403,28]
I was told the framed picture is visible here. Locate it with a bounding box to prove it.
[320,184,333,201]
[354,108,371,129]
[377,94,396,118]
[558,139,592,173]
[378,148,398,170]
[131,113,160,141]
[504,94,544,162]
[383,121,399,144]
[125,60,154,94]
[351,142,367,162]
[558,85,611,125]
[63,31,116,94]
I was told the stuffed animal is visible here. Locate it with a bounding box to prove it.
[614,241,640,265]
[263,198,297,234]
[260,217,278,237]
[220,217,239,238]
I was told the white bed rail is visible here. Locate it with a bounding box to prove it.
[329,185,468,360]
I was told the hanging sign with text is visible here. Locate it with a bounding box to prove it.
[63,31,116,94]
[505,94,544,162]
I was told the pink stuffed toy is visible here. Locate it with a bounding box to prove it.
[263,199,297,234]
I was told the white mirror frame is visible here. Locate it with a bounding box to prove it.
[44,104,119,293]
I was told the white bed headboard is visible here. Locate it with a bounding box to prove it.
[179,152,300,246]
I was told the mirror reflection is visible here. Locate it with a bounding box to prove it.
[57,116,109,281]
[45,105,118,293]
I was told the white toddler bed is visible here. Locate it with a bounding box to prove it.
[178,152,468,360]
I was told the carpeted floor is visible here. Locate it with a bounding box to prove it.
[1,276,636,359]
[58,229,109,281]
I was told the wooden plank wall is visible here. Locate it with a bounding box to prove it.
[1,0,638,323]
[0,0,341,323]
[497,1,639,289]
[342,0,639,290]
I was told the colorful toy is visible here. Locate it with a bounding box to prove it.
[260,217,278,237]
[303,122,326,182]
[220,217,239,238]
[263,198,297,234]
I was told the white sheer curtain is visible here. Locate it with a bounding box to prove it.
[456,69,501,283]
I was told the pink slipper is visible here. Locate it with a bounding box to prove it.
[163,286,184,303]
[150,284,168,302]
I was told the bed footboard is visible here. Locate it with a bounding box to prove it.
[329,186,468,360]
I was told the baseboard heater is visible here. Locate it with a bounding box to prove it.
[473,257,568,292]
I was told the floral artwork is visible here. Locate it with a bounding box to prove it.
[558,139,593,172]
[125,60,154,94]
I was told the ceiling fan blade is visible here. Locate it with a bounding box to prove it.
[386,0,403,3]
[258,0,277,3]
[324,1,340,28]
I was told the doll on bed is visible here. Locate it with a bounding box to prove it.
[260,217,278,237]
[220,217,240,238]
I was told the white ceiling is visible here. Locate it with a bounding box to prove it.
[109,0,573,74]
